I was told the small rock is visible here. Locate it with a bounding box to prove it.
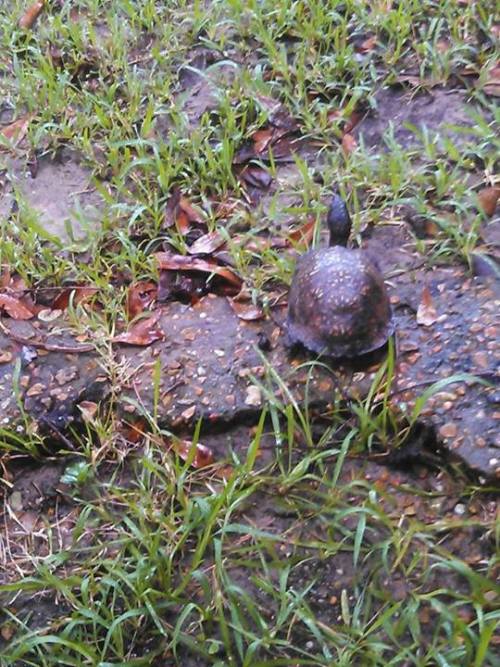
[245,385,262,407]
[439,423,457,439]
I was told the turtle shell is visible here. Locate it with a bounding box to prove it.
[287,246,394,358]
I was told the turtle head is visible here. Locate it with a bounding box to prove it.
[326,193,351,247]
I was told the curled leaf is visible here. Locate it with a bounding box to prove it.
[156,252,242,288]
[112,311,164,346]
[0,294,35,320]
[52,286,98,310]
[288,218,316,247]
[240,165,272,189]
[19,0,45,29]
[0,115,32,152]
[228,298,264,321]
[187,231,226,255]
[341,133,357,155]
[477,186,499,217]
[357,35,377,53]
[126,281,157,319]
[417,286,438,326]
[171,439,214,468]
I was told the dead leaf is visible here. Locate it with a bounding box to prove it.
[78,401,98,422]
[417,287,438,326]
[187,231,226,255]
[288,218,316,247]
[126,281,157,319]
[477,186,500,217]
[213,198,242,220]
[341,133,357,155]
[112,311,164,346]
[163,189,205,233]
[18,0,45,29]
[253,128,274,153]
[0,115,32,152]
[344,111,364,134]
[171,439,214,468]
[228,298,264,321]
[156,252,243,288]
[240,165,273,189]
[52,286,98,310]
[179,196,205,224]
[0,294,35,319]
[479,64,500,97]
[119,417,148,444]
[357,35,377,53]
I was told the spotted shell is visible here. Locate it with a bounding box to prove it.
[287,246,394,357]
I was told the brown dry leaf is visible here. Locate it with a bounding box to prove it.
[357,35,377,53]
[163,190,205,233]
[171,439,214,468]
[253,128,274,153]
[0,114,32,152]
[179,196,205,224]
[156,252,243,288]
[477,186,500,217]
[342,133,357,155]
[228,298,264,321]
[18,0,45,29]
[0,294,35,320]
[417,286,438,326]
[126,281,157,319]
[480,64,500,97]
[213,198,242,220]
[344,111,363,134]
[112,311,164,346]
[288,218,316,247]
[52,286,98,310]
[119,417,148,444]
[240,165,273,189]
[187,231,226,255]
[78,401,98,422]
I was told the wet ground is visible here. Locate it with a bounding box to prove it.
[1,25,499,661]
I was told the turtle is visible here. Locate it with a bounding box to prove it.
[286,194,394,358]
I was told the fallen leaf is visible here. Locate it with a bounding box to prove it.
[78,401,98,422]
[357,35,377,53]
[0,294,35,319]
[213,198,242,219]
[252,128,274,153]
[126,281,157,319]
[0,115,32,151]
[119,417,148,444]
[344,111,364,134]
[18,0,45,29]
[477,186,499,217]
[112,311,164,346]
[163,189,205,233]
[288,218,316,247]
[341,133,357,155]
[52,286,98,310]
[187,231,226,255]
[171,439,214,468]
[240,165,273,189]
[228,298,264,321]
[479,64,500,97]
[156,252,242,288]
[417,286,438,326]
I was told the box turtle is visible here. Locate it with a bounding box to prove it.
[287,194,394,358]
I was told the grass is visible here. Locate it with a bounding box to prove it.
[0,0,499,664]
